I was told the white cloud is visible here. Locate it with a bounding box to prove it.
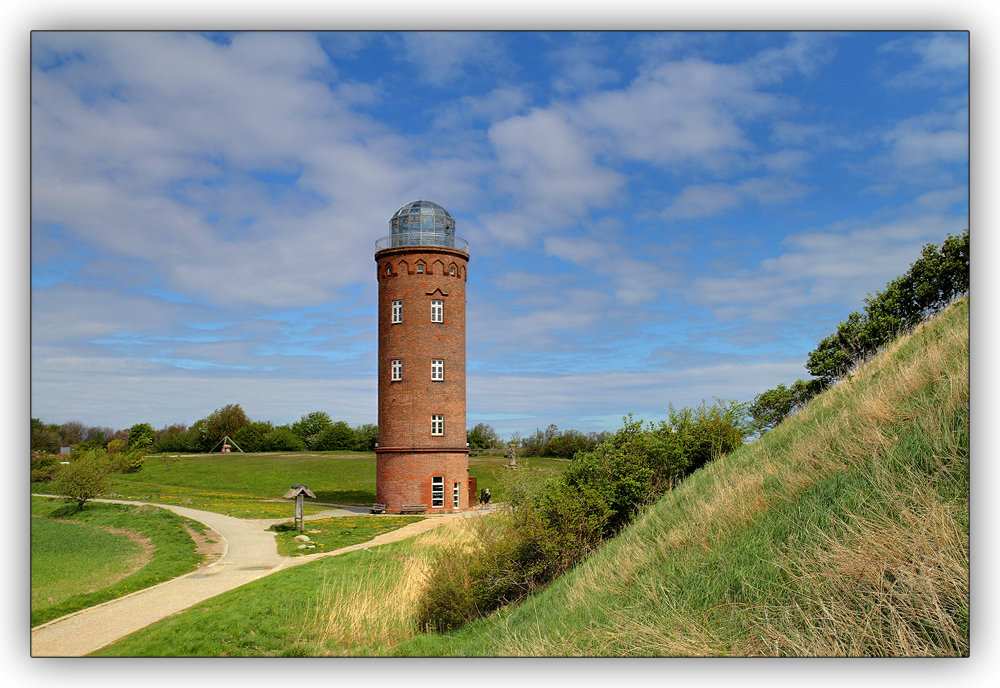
[690,211,968,323]
[663,176,811,219]
[884,109,968,169]
[879,32,968,91]
[400,32,503,87]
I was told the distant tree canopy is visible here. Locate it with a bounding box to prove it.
[231,421,275,453]
[204,404,250,449]
[467,423,501,450]
[312,421,357,452]
[291,411,333,442]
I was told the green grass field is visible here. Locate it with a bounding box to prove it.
[32,517,146,613]
[31,496,206,627]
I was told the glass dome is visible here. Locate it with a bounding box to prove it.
[388,200,456,248]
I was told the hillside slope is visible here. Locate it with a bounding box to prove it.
[399,297,969,657]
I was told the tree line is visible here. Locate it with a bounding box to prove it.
[747,230,969,435]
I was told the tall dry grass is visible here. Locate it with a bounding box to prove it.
[296,520,477,654]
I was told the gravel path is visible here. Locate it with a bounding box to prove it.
[31,499,489,656]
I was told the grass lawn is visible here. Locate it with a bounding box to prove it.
[273,515,424,556]
[31,496,206,627]
[32,518,146,613]
[92,522,464,657]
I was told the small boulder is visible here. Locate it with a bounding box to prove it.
[297,544,307,549]
[293,535,311,542]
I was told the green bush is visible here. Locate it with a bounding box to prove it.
[417,403,751,632]
[30,450,65,483]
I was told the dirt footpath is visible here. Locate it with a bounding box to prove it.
[31,499,489,657]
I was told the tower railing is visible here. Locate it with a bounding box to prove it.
[376,233,468,252]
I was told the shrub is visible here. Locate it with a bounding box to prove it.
[31,450,65,483]
[51,450,111,511]
[417,403,750,631]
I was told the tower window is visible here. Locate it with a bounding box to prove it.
[391,359,402,381]
[392,299,402,323]
[453,481,460,508]
[432,476,444,508]
[416,263,424,273]
[431,300,443,323]
[386,265,392,276]
[450,265,456,276]
[431,359,444,381]
[431,414,444,436]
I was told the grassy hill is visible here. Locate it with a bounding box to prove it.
[92,298,968,657]
[397,297,969,656]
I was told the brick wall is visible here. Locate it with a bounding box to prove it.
[374,246,470,513]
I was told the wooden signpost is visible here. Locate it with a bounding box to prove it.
[283,484,316,532]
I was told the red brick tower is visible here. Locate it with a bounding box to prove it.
[374,201,470,513]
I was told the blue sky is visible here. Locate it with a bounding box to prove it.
[30,30,969,438]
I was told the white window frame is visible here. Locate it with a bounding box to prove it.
[392,299,402,324]
[391,359,402,381]
[432,476,444,508]
[431,299,443,323]
[416,263,425,273]
[453,481,460,508]
[431,359,444,381]
[431,414,444,436]
[449,265,456,276]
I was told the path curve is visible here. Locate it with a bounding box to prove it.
[31,499,490,656]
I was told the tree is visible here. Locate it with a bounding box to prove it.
[204,404,250,448]
[467,423,501,450]
[127,423,156,451]
[312,421,357,451]
[231,421,275,453]
[291,412,332,441]
[806,230,969,385]
[354,423,378,452]
[31,424,61,454]
[58,421,87,447]
[52,450,110,511]
[748,379,823,435]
